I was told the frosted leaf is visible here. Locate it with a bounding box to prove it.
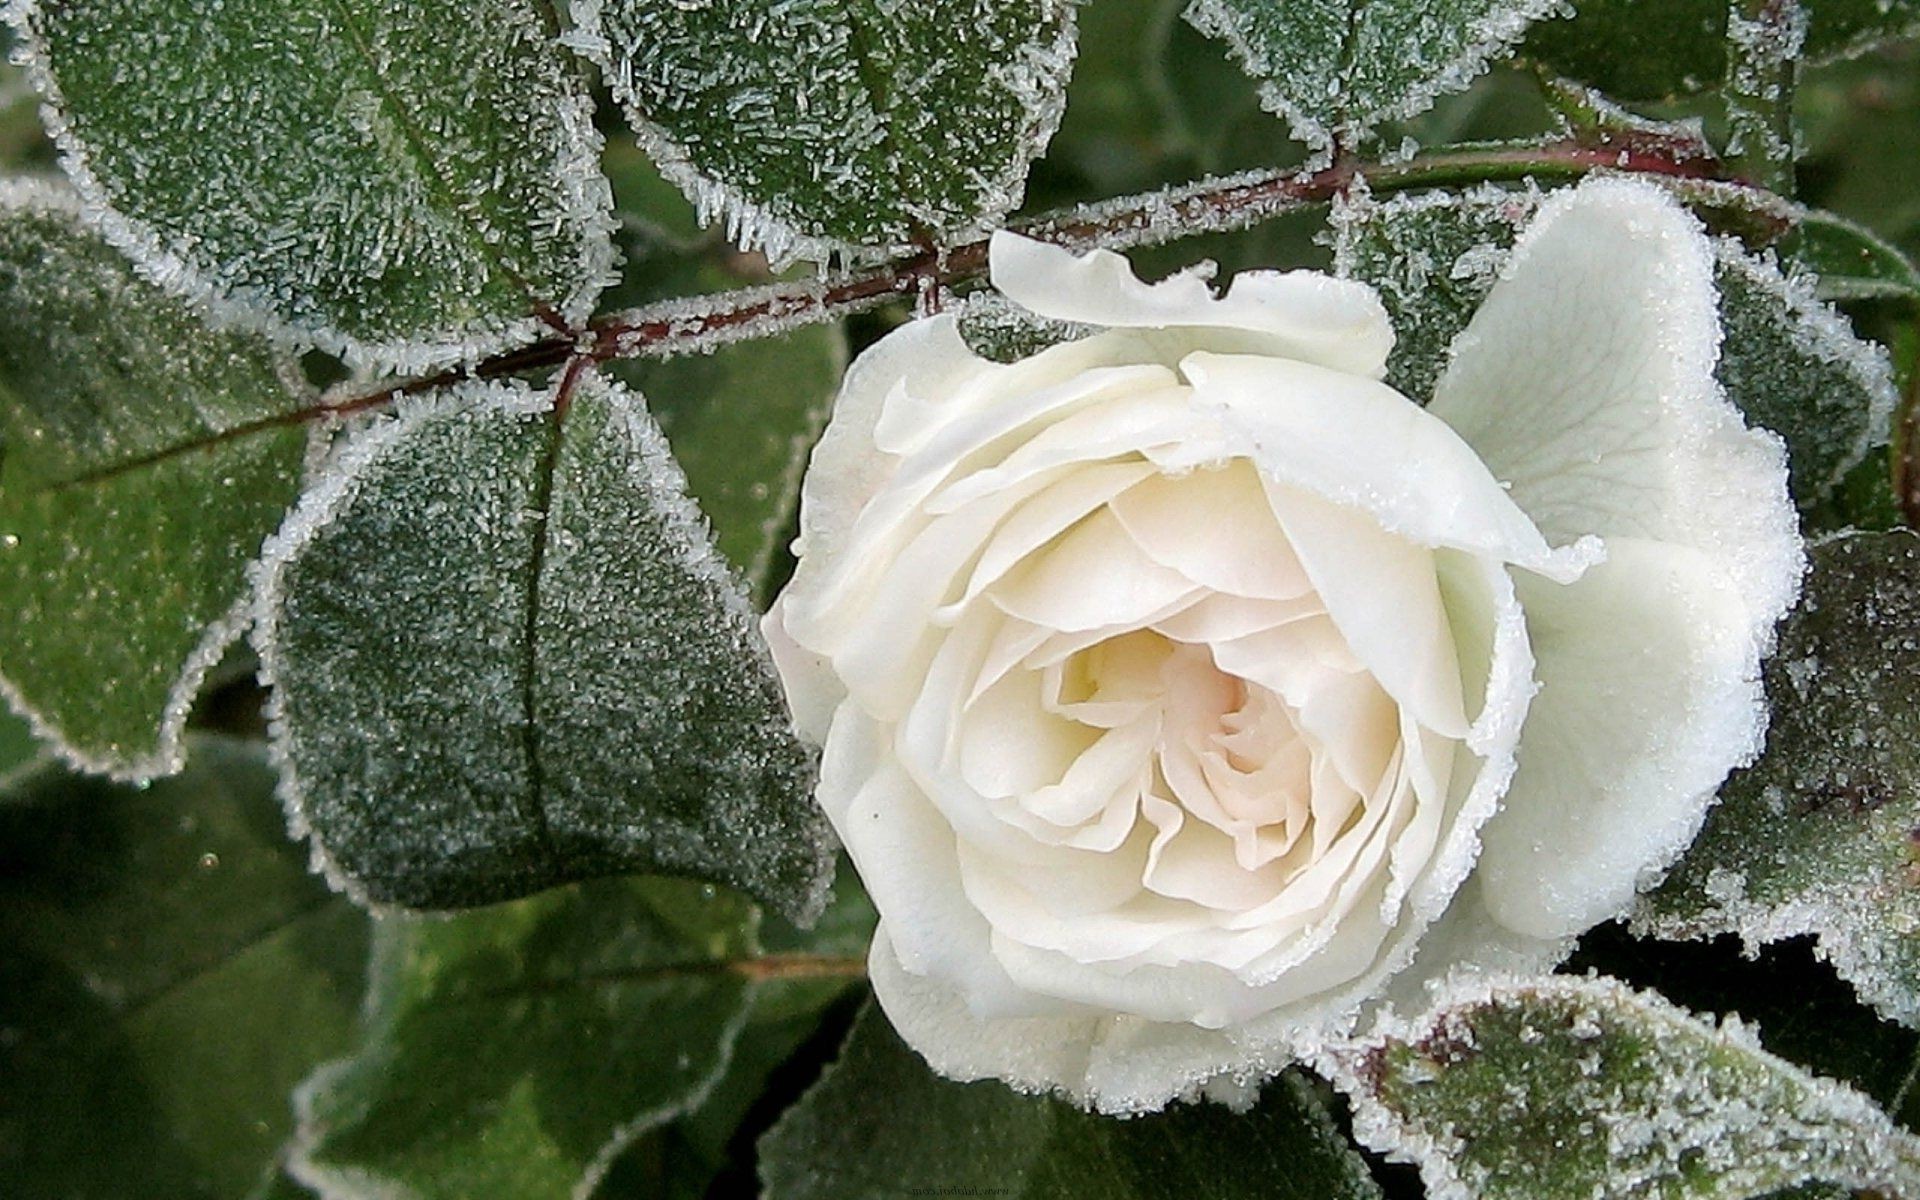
[1330,182,1540,399]
[759,1003,1384,1200]
[254,375,832,922]
[1787,210,1920,303]
[0,181,307,780]
[1183,0,1565,154]
[1526,0,1920,102]
[573,0,1077,262]
[1638,532,1920,1029]
[8,0,617,372]
[1333,185,1895,507]
[955,288,1098,363]
[1331,974,1920,1200]
[1713,239,1898,506]
[604,252,848,604]
[293,878,759,1200]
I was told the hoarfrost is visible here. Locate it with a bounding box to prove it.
[0,179,308,780]
[253,375,832,922]
[1638,532,1920,1029]
[574,0,1077,264]
[1331,974,1920,1200]
[6,0,617,373]
[1184,0,1568,155]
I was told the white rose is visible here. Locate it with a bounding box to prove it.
[762,177,1803,1113]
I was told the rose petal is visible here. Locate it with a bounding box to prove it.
[1429,176,1799,630]
[1475,537,1769,939]
[989,231,1395,379]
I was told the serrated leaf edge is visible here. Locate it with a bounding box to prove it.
[565,0,1079,268]
[1323,972,1920,1200]
[3,0,620,376]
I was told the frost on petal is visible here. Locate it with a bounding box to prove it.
[1329,975,1920,1200]
[990,232,1394,379]
[1476,539,1765,939]
[1637,532,1920,1029]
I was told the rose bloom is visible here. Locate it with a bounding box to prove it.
[762,177,1802,1112]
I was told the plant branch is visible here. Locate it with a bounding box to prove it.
[62,131,1750,486]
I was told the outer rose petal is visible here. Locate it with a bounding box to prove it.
[988,231,1395,379]
[1431,177,1802,940]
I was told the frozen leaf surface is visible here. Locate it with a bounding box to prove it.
[1184,0,1563,152]
[0,182,307,778]
[292,876,866,1200]
[606,254,847,601]
[1525,0,1920,101]
[1639,532,1920,1028]
[1334,975,1920,1200]
[760,1003,1383,1200]
[255,375,831,920]
[1787,211,1920,303]
[0,739,369,1200]
[9,0,615,370]
[1333,186,1895,505]
[574,0,1077,259]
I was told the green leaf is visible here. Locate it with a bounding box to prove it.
[1715,238,1899,505]
[577,0,1078,258]
[1638,531,1920,1028]
[1331,183,1539,400]
[9,0,614,369]
[1787,211,1920,303]
[0,738,369,1200]
[1334,975,1920,1200]
[1524,0,1920,102]
[1333,185,1897,506]
[759,1003,1383,1200]
[603,251,847,602]
[292,875,868,1200]
[1184,0,1563,152]
[592,873,874,1199]
[0,182,307,778]
[255,374,832,919]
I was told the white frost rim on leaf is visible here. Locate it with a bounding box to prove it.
[0,176,294,783]
[250,379,555,914]
[565,0,1078,268]
[1183,0,1566,154]
[1714,236,1900,498]
[3,0,619,376]
[1324,972,1920,1200]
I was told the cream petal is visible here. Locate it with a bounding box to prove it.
[1183,351,1589,581]
[1477,536,1770,939]
[759,596,842,744]
[1430,176,1799,635]
[989,508,1205,632]
[1265,485,1469,738]
[1107,461,1314,599]
[819,706,1043,1018]
[950,459,1161,610]
[988,231,1395,379]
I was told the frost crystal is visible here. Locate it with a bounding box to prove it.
[1333,974,1920,1200]
[0,180,307,780]
[1335,184,1894,507]
[1185,0,1568,154]
[7,0,617,372]
[574,0,1077,264]
[1638,532,1920,1029]
[254,375,832,921]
